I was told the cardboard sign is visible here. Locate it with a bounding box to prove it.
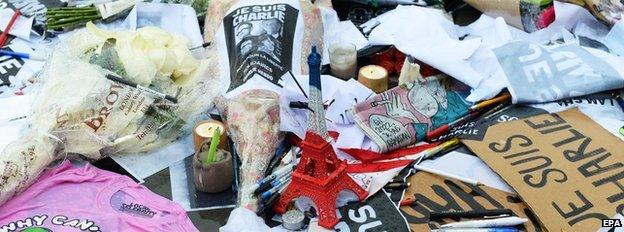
[401,172,545,231]
[463,109,624,231]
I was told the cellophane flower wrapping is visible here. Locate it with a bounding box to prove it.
[0,22,225,205]
[215,89,283,211]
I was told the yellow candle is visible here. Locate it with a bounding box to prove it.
[358,65,388,93]
[193,120,228,152]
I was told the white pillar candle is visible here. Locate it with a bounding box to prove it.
[329,42,357,80]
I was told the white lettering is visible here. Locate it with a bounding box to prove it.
[349,205,376,223]
[52,215,67,225]
[518,44,542,62]
[523,61,552,82]
[33,215,47,226]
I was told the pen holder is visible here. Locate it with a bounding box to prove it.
[193,142,234,193]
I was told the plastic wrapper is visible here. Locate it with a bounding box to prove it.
[463,0,555,32]
[215,89,283,211]
[561,0,624,24]
[0,23,225,205]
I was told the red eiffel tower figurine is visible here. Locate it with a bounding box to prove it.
[273,46,367,229]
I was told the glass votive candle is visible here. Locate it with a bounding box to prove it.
[329,42,357,80]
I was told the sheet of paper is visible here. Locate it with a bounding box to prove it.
[319,8,367,65]
[493,40,624,104]
[463,109,624,232]
[419,151,515,193]
[0,9,34,41]
[364,5,485,89]
[110,134,194,180]
[0,95,33,152]
[605,20,624,56]
[326,79,374,125]
[333,123,367,149]
[0,38,45,98]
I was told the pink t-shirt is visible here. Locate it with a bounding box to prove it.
[0,161,198,232]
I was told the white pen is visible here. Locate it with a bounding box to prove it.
[440,216,528,228]
[432,228,519,232]
[413,165,482,186]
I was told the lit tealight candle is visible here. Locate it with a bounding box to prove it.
[193,120,228,152]
[358,65,388,93]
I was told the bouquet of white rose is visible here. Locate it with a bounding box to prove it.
[0,22,225,205]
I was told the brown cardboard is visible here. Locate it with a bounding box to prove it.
[400,172,546,231]
[463,109,624,231]
[463,0,523,29]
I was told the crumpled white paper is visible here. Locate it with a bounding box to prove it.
[363,5,485,89]
[360,2,624,104]
[121,2,204,47]
[220,207,272,232]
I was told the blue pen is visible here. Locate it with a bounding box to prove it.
[270,172,292,187]
[260,178,291,201]
[264,141,291,176]
[254,170,293,196]
[431,227,519,232]
[251,163,294,194]
[0,49,45,61]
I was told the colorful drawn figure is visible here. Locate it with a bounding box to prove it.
[20,227,52,232]
[364,76,469,150]
[407,77,469,140]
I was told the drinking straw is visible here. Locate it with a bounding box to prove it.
[0,49,45,61]
[0,10,21,47]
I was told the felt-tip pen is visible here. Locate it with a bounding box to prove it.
[250,163,294,193]
[441,216,527,228]
[429,209,513,220]
[431,227,519,232]
[255,172,291,196]
[260,178,291,201]
[105,74,178,103]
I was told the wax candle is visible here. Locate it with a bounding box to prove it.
[193,120,228,152]
[329,42,357,80]
[358,65,388,93]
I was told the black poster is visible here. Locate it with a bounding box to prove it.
[223,4,298,91]
[334,190,410,232]
[430,105,548,142]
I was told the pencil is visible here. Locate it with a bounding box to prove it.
[425,93,510,141]
[105,74,178,103]
[415,138,460,165]
[470,93,511,112]
[426,111,480,140]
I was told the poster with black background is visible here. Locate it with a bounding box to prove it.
[223,4,298,91]
[334,190,410,232]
